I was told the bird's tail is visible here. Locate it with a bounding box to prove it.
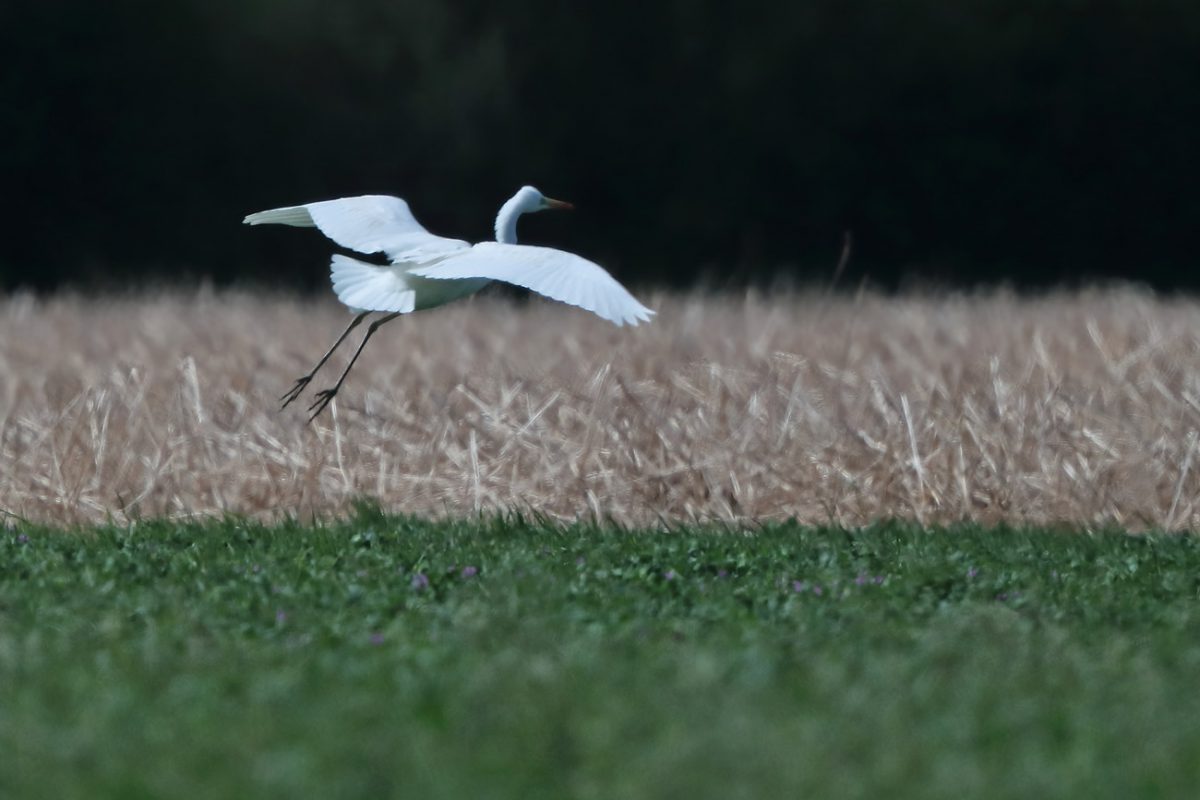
[330,255,417,313]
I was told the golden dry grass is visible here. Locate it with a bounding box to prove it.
[1,286,1198,529]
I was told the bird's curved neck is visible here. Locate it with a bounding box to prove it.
[494,195,525,244]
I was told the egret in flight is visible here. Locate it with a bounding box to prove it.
[244,186,654,420]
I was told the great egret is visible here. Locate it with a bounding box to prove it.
[244,186,654,420]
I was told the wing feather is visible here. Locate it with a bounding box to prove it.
[245,195,469,264]
[408,242,654,326]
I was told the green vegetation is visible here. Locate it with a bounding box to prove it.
[3,509,1200,799]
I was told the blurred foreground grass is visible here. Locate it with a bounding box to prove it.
[3,509,1200,799]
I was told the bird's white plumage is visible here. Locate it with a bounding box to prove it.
[245,186,653,327]
[245,195,469,263]
[410,243,654,326]
[330,254,491,313]
[330,255,416,313]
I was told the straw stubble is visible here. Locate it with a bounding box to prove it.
[1,287,1196,529]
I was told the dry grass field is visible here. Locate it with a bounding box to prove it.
[1,286,1198,529]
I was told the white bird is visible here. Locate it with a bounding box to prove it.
[245,186,654,420]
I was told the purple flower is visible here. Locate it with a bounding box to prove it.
[873,576,885,585]
[369,633,385,646]
[996,593,1008,601]
[812,585,823,596]
[16,534,29,544]
[461,565,478,578]
[967,567,979,579]
[792,580,806,592]
[664,569,677,581]
[717,569,729,579]
[410,573,430,590]
[275,610,287,623]
[855,574,868,586]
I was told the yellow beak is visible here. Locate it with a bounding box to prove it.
[544,197,574,211]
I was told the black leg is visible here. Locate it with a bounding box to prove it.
[307,312,402,422]
[281,311,370,409]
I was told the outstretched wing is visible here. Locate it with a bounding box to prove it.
[408,242,654,327]
[244,195,468,263]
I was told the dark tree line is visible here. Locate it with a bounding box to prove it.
[3,1,1198,291]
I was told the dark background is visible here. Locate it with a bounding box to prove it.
[3,1,1197,292]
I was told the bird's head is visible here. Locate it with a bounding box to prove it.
[518,185,574,213]
[495,185,574,243]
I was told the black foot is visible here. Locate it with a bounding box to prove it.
[280,375,313,409]
[307,387,339,422]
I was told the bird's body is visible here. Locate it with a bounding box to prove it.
[245,185,653,419]
[330,254,491,313]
